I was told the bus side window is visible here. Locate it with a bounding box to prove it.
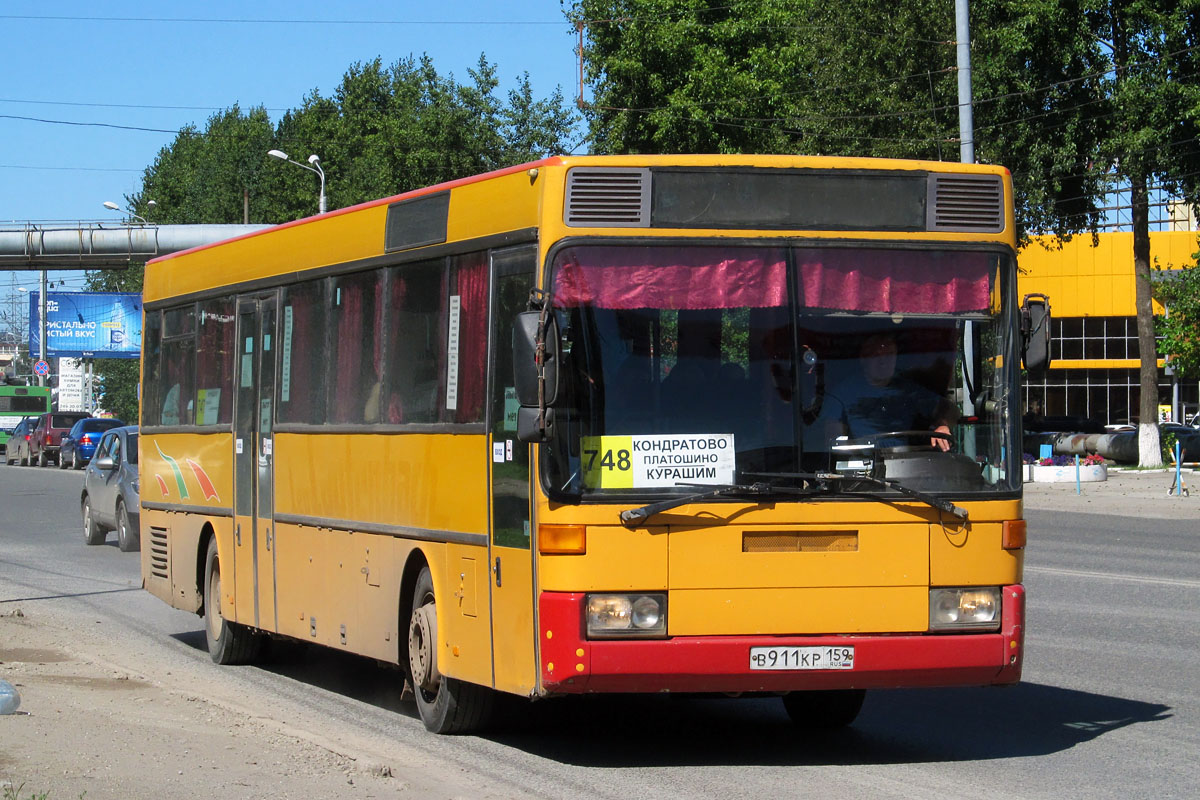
[278,280,328,425]
[161,305,196,426]
[330,270,385,425]
[446,252,488,424]
[195,297,235,425]
[386,260,446,424]
[142,311,163,426]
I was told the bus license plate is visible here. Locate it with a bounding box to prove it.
[749,646,854,671]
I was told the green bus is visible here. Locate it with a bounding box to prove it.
[0,385,52,448]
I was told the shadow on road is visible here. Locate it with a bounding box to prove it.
[167,628,1170,767]
[488,684,1170,767]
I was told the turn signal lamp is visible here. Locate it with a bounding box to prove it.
[1002,519,1026,550]
[539,524,586,555]
[929,587,1000,631]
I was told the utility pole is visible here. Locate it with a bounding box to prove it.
[956,0,978,428]
[38,269,47,388]
[955,0,975,164]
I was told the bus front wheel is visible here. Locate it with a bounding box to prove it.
[781,689,866,729]
[203,537,261,665]
[406,566,494,734]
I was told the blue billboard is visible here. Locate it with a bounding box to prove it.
[29,291,142,359]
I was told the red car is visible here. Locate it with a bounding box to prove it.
[28,411,88,467]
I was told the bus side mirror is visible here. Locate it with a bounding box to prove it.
[1021,293,1052,373]
[513,309,560,442]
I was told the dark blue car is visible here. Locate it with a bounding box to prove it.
[59,417,125,470]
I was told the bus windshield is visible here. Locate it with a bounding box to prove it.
[544,243,1019,500]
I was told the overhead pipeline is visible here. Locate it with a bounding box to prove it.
[0,222,272,269]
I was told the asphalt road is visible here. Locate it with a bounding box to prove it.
[2,463,1198,799]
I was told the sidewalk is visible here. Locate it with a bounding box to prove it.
[1023,466,1200,520]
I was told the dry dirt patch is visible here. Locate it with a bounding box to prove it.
[1,610,402,800]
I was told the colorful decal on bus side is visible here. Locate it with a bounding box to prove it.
[153,442,220,502]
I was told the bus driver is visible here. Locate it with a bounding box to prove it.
[826,331,958,451]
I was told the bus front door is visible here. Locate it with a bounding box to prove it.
[487,246,538,695]
[233,294,279,633]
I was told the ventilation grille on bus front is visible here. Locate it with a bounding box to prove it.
[564,167,652,227]
[148,527,169,580]
[927,174,1005,232]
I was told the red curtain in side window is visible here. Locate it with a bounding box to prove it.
[385,274,408,423]
[281,293,312,423]
[451,253,488,423]
[332,282,364,423]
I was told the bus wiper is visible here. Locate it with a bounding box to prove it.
[619,482,801,527]
[744,471,969,521]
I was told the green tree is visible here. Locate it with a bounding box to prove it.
[89,54,578,417]
[572,0,1108,237]
[1091,2,1200,465]
[572,0,1200,466]
[1155,263,1200,381]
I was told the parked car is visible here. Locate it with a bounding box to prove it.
[81,426,140,552]
[59,417,126,470]
[29,411,88,467]
[3,417,37,465]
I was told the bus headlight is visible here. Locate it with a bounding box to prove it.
[585,593,667,638]
[929,587,1000,631]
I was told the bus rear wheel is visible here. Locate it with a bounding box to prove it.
[781,689,866,729]
[406,565,494,734]
[203,537,261,665]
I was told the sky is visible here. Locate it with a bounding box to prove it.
[0,0,583,297]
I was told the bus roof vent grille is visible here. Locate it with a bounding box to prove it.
[927,174,1005,232]
[565,167,651,227]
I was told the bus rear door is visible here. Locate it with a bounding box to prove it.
[233,293,279,632]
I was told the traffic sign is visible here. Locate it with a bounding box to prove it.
[33,360,50,377]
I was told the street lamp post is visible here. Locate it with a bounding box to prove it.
[267,149,326,215]
[102,200,154,225]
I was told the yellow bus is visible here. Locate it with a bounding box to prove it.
[141,154,1032,733]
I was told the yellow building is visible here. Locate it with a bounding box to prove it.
[1018,230,1199,424]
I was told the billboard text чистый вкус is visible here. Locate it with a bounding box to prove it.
[28,292,142,359]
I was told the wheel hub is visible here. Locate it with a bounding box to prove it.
[408,603,439,692]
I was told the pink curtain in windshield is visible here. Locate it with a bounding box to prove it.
[798,249,992,314]
[552,247,788,310]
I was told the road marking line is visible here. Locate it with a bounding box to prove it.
[1026,565,1200,589]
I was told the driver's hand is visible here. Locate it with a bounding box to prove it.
[932,424,952,451]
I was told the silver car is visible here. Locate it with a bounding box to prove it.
[81,426,140,552]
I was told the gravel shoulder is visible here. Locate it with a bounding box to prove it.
[0,607,403,800]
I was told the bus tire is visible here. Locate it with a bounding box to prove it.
[781,689,866,729]
[406,565,494,734]
[203,537,261,665]
[82,496,106,546]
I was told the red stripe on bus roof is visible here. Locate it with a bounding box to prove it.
[148,156,565,265]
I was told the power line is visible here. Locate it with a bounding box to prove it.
[0,113,180,134]
[0,164,141,173]
[0,14,570,26]
[0,96,288,113]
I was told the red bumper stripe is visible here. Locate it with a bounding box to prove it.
[539,585,1024,694]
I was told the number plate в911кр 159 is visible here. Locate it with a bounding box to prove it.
[749,646,855,670]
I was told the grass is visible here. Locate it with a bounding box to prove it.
[0,780,85,800]
[1,783,48,800]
